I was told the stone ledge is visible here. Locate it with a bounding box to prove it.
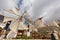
[1,39,51,40]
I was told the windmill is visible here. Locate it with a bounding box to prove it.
[0,8,33,38]
[0,0,34,38]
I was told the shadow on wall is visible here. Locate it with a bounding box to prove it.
[0,15,4,23]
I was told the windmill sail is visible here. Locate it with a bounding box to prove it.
[6,16,19,39]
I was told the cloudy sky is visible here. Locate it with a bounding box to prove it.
[0,0,60,24]
[31,0,60,23]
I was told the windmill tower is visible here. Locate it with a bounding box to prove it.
[6,9,33,38]
[34,17,45,28]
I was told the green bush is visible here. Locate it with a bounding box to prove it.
[16,35,32,39]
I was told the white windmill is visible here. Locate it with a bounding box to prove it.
[0,0,33,39]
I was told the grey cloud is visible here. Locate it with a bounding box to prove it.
[29,0,60,23]
[0,0,60,24]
